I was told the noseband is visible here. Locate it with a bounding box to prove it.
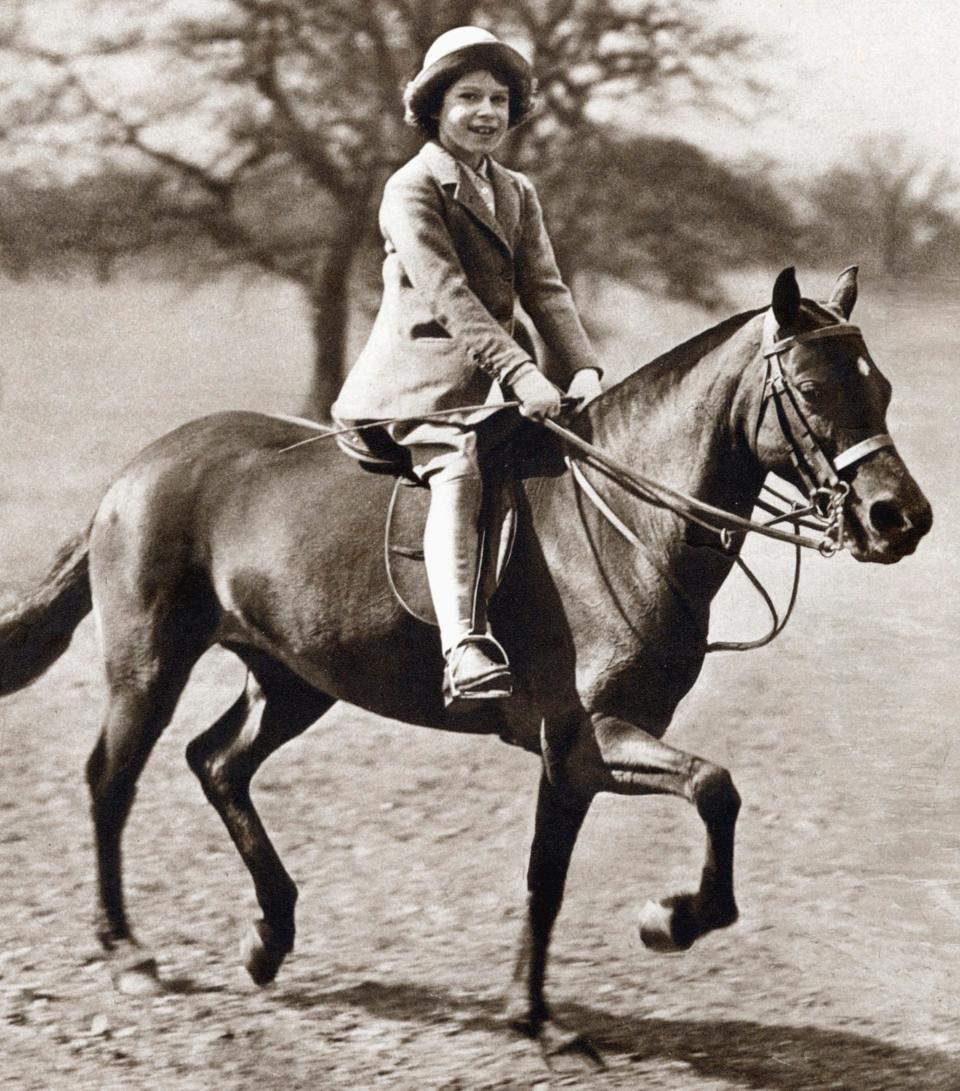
[758,312,895,554]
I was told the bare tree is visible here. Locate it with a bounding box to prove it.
[2,0,755,416]
[804,135,959,277]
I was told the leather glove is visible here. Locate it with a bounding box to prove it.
[566,368,603,408]
[509,363,563,421]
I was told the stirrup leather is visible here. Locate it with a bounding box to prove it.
[442,633,514,704]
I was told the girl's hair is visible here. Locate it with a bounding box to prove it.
[403,44,537,139]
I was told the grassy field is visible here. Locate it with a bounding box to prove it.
[0,269,957,1089]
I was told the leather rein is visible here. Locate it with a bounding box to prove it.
[546,312,895,651]
[278,312,894,652]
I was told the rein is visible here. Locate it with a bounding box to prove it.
[276,401,524,454]
[544,316,893,558]
[277,311,894,652]
[542,313,895,651]
[560,451,802,652]
[543,419,831,552]
[545,420,809,652]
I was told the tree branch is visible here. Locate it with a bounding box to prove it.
[243,12,352,198]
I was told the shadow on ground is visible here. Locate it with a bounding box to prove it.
[278,978,956,1090]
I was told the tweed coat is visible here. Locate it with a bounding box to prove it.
[332,140,599,422]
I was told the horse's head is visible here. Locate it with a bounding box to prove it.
[752,267,931,563]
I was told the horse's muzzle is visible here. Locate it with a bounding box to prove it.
[846,484,933,563]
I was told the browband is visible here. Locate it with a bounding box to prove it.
[763,322,863,358]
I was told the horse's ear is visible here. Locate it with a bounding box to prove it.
[829,265,859,318]
[772,267,801,328]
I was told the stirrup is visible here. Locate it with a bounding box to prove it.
[442,633,514,706]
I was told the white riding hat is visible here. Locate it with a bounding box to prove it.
[403,26,534,131]
[419,26,530,75]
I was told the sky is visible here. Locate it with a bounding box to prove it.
[671,0,960,176]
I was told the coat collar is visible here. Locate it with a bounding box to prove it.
[418,140,520,255]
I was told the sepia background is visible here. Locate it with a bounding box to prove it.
[1,2,957,1088]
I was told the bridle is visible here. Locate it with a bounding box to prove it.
[550,308,899,650]
[755,310,895,555]
[548,311,897,558]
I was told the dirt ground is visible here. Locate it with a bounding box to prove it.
[1,273,957,1089]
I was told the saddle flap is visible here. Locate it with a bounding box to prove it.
[385,476,518,627]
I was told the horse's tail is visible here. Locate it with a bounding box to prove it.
[0,527,93,697]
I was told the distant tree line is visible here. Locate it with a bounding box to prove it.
[802,135,960,279]
[1,2,957,416]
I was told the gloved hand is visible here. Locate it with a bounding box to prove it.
[509,363,563,421]
[566,367,603,408]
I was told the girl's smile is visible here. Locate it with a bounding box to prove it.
[436,70,510,168]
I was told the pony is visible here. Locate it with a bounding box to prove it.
[0,268,931,1058]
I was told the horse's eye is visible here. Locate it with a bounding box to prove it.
[797,381,822,400]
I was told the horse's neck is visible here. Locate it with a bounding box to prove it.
[550,314,767,600]
[594,316,764,514]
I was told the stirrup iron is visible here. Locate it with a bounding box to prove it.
[442,633,513,706]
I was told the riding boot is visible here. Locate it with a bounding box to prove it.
[422,474,513,704]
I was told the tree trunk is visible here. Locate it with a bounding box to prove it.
[302,194,375,420]
[304,263,350,421]
[93,249,113,283]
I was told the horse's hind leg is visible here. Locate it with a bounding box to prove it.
[87,657,197,995]
[185,651,334,985]
[571,713,741,953]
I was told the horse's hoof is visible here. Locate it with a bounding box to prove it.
[240,922,287,986]
[639,894,738,951]
[505,1011,537,1039]
[538,1020,605,1072]
[638,899,689,953]
[115,957,163,997]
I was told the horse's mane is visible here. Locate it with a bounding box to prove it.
[603,306,767,402]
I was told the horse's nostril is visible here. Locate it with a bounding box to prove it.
[869,499,906,534]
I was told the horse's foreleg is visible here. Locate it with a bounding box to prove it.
[185,662,334,986]
[573,713,741,952]
[505,769,597,1061]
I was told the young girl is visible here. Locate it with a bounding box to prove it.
[332,26,602,704]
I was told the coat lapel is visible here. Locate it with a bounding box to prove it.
[488,159,521,247]
[419,141,514,255]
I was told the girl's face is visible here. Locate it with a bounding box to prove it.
[436,70,510,166]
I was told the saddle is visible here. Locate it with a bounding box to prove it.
[337,415,565,626]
